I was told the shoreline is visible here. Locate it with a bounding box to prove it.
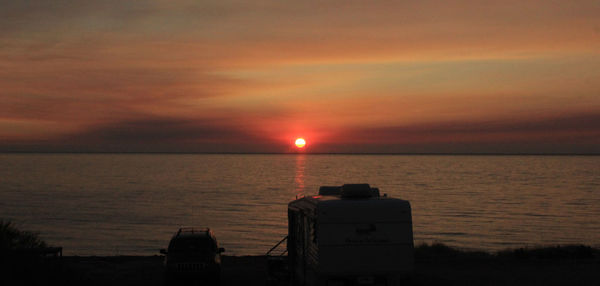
[7,244,599,286]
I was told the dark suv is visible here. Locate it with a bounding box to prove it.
[160,228,225,285]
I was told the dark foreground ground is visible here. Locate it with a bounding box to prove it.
[5,244,600,286]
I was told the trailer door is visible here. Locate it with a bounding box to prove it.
[288,209,306,286]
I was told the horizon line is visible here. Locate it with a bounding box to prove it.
[1,151,598,156]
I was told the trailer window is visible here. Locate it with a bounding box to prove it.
[168,237,215,253]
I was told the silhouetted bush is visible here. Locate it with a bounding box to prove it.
[0,220,63,285]
[0,219,47,251]
[415,242,599,262]
[415,242,491,261]
[497,244,597,260]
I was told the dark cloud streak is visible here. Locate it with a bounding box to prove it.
[46,116,284,153]
[316,112,600,154]
[2,112,598,154]
[353,112,600,140]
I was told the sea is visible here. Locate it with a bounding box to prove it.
[1,153,598,256]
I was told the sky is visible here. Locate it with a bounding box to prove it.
[1,0,599,153]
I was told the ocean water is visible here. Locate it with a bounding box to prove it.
[0,154,598,256]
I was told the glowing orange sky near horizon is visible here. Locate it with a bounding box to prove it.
[1,1,599,153]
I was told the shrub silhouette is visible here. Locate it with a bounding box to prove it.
[0,220,47,251]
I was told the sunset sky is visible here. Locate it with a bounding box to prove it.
[1,0,599,153]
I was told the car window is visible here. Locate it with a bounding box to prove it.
[169,237,216,252]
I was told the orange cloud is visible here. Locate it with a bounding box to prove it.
[1,0,599,153]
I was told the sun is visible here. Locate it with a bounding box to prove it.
[295,138,306,148]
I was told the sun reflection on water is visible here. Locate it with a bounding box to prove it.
[294,154,306,196]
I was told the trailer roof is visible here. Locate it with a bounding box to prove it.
[289,194,410,208]
[289,194,412,223]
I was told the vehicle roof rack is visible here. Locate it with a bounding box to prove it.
[318,184,381,198]
[177,227,210,235]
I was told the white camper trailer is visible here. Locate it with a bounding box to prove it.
[287,184,414,286]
